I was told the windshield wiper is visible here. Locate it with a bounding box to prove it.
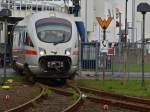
[53,37,65,45]
[53,40,64,45]
[53,42,59,45]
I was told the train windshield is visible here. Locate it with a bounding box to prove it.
[36,18,72,44]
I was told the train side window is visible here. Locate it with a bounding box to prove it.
[18,31,25,48]
[18,32,22,47]
[22,31,26,39]
[24,32,34,47]
[13,32,17,42]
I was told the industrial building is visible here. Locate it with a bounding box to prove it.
[0,0,150,49]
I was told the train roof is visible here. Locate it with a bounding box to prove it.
[20,11,75,24]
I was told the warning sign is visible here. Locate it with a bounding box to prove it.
[96,17,112,29]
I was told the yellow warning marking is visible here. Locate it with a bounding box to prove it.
[7,79,14,83]
[1,86,10,89]
[96,17,112,29]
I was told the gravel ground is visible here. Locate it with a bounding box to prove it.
[78,101,138,112]
[0,84,41,112]
[25,93,74,112]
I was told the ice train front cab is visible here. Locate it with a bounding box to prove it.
[13,11,79,79]
[36,14,79,78]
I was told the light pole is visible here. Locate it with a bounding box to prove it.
[141,11,145,87]
[137,3,150,87]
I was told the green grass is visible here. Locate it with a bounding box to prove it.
[129,64,150,72]
[82,64,150,72]
[110,64,150,72]
[47,89,53,97]
[76,79,150,98]
[0,76,23,82]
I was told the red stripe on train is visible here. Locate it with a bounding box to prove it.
[12,49,37,55]
[72,51,79,55]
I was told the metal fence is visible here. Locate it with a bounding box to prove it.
[78,42,150,78]
[113,43,150,72]
[80,42,99,70]
[78,42,100,77]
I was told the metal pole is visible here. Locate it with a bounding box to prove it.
[125,0,128,46]
[135,28,137,44]
[3,18,8,85]
[111,54,114,76]
[119,12,122,73]
[102,29,106,80]
[132,0,135,43]
[141,13,145,86]
[85,0,87,30]
[123,0,128,84]
[119,12,122,45]
[95,42,99,78]
[102,52,105,81]
[103,29,106,41]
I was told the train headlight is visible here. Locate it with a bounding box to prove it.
[65,48,71,56]
[66,51,71,56]
[39,47,46,56]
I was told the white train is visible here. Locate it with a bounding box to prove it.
[12,11,79,80]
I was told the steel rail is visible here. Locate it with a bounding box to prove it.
[5,83,47,112]
[5,81,83,112]
[87,96,150,112]
[41,80,84,112]
[79,86,150,112]
[48,86,74,96]
[79,86,150,105]
[61,80,84,112]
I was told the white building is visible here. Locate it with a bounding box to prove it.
[2,0,150,45]
[132,0,150,42]
[81,0,121,45]
[82,0,150,45]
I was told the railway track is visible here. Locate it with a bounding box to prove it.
[79,86,150,112]
[4,81,83,112]
[4,81,150,112]
[4,83,47,112]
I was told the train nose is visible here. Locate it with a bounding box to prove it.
[39,56,72,73]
